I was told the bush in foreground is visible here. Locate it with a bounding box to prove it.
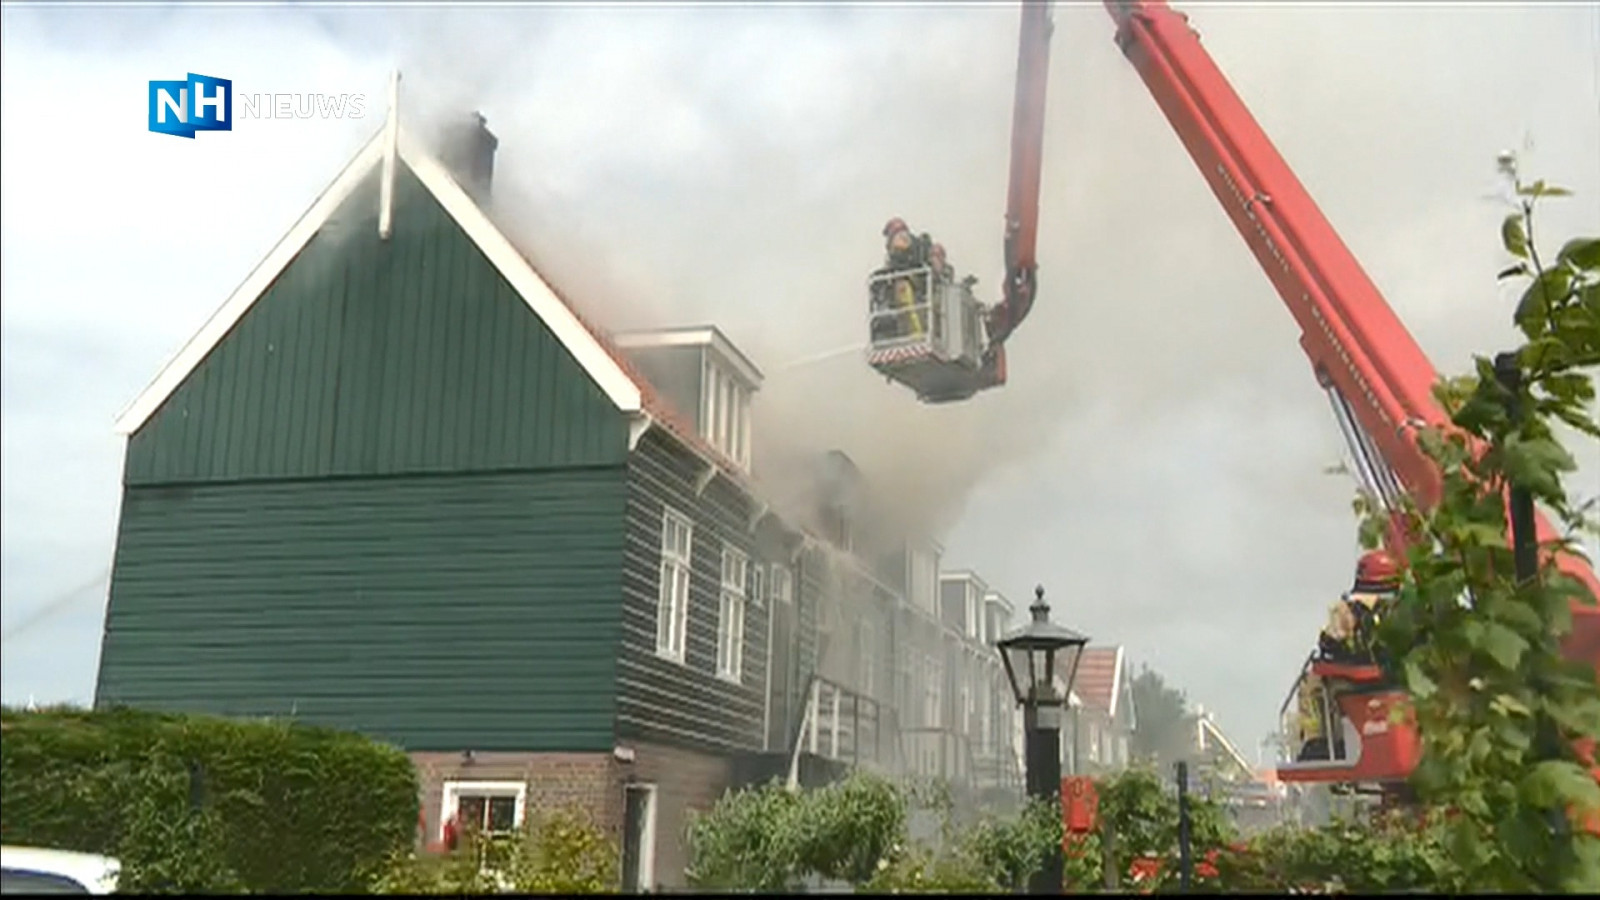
[0,705,419,893]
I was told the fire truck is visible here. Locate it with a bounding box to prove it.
[866,0,1600,805]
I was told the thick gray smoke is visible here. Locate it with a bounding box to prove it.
[391,5,1097,538]
[379,2,1600,747]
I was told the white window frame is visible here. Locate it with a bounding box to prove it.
[771,564,793,604]
[440,780,527,841]
[657,508,693,663]
[979,682,993,755]
[736,388,752,468]
[701,357,751,468]
[859,619,876,698]
[908,550,937,615]
[896,644,915,725]
[717,545,748,682]
[750,564,766,608]
[702,359,720,448]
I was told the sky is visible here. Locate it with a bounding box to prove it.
[3,0,1598,757]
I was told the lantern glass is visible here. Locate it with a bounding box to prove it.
[995,588,1089,709]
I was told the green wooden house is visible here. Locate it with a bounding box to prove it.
[92,110,858,889]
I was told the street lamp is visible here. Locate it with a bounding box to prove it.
[996,585,1089,894]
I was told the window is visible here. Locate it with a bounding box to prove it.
[771,564,793,604]
[1088,723,1102,763]
[965,591,980,641]
[959,683,972,735]
[859,619,876,698]
[979,684,993,755]
[923,653,943,728]
[896,645,915,725]
[750,564,766,607]
[442,780,526,840]
[657,509,693,661]
[908,549,937,615]
[718,546,748,681]
[702,358,752,469]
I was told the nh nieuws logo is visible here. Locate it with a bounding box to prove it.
[149,73,232,138]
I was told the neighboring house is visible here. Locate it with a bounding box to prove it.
[92,107,1028,889]
[1064,646,1138,775]
[937,572,1023,801]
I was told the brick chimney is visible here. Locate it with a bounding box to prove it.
[438,111,497,202]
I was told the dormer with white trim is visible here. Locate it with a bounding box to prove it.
[613,326,763,473]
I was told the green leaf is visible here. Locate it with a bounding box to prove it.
[1518,179,1574,198]
[1502,214,1530,259]
[1515,268,1573,339]
[1520,760,1600,811]
[1489,693,1532,717]
[1405,658,1438,698]
[1498,262,1531,281]
[1481,622,1530,670]
[1502,434,1576,497]
[1557,237,1600,271]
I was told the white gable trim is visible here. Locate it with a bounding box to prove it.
[112,126,388,435]
[1106,646,1126,722]
[112,125,641,437]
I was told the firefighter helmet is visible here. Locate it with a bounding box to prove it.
[1353,549,1401,593]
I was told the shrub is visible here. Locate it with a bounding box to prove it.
[376,805,618,894]
[1213,808,1467,893]
[687,772,1073,893]
[0,706,419,893]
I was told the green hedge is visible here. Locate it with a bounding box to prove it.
[0,706,420,894]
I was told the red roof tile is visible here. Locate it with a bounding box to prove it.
[1073,646,1123,717]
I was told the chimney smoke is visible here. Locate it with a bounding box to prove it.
[438,111,498,201]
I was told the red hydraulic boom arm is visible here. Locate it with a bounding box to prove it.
[1098,0,1600,667]
[986,0,1055,356]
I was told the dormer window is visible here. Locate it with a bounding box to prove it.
[612,326,763,473]
[702,356,752,468]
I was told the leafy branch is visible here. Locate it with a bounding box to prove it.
[1356,168,1600,892]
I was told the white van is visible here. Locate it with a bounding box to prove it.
[0,847,121,895]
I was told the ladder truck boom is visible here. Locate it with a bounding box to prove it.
[1099,0,1600,632]
[989,0,1054,351]
[1099,0,1599,792]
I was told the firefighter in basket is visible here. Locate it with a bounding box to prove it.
[872,217,931,340]
[1318,550,1401,673]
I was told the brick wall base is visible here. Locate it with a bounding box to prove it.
[409,741,735,890]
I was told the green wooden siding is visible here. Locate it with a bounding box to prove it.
[124,164,626,485]
[616,428,769,753]
[96,467,627,751]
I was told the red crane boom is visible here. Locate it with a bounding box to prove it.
[988,0,1055,351]
[1099,0,1599,793]
[1100,0,1599,633]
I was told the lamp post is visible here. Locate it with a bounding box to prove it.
[997,585,1090,895]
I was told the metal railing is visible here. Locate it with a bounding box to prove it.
[787,676,902,789]
[867,266,946,350]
